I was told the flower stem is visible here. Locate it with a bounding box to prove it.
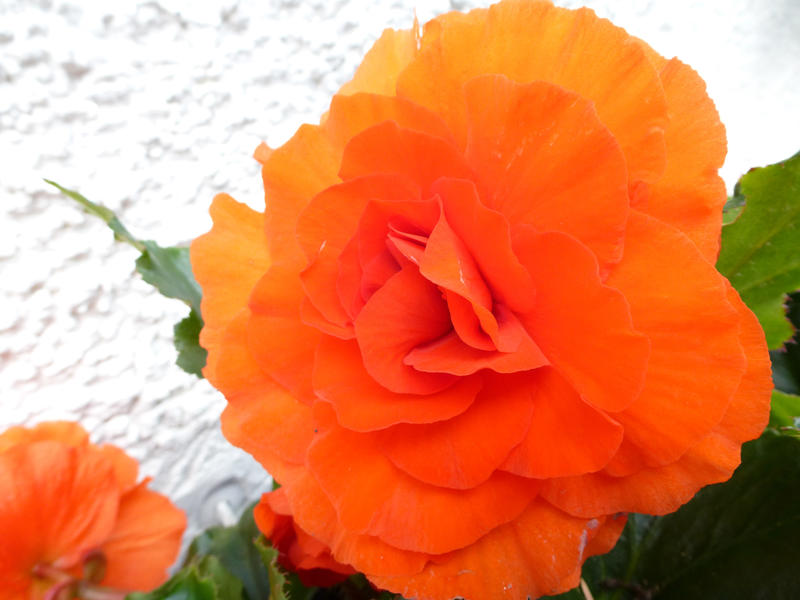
[77,582,129,600]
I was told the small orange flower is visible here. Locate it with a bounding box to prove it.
[0,421,186,599]
[254,487,355,587]
[191,1,773,598]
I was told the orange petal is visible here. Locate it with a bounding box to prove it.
[639,57,727,261]
[501,368,624,478]
[432,177,536,314]
[353,266,457,395]
[307,405,538,554]
[370,499,611,600]
[349,197,441,313]
[101,482,185,591]
[95,444,139,491]
[715,283,772,443]
[376,373,535,489]
[0,420,89,453]
[338,121,475,193]
[248,266,322,403]
[0,442,118,581]
[604,212,747,465]
[279,462,429,577]
[217,311,315,465]
[324,92,453,150]
[462,75,630,268]
[297,174,421,332]
[404,328,547,376]
[515,227,650,413]
[542,427,742,517]
[253,141,273,166]
[398,1,668,183]
[313,336,480,432]
[190,194,268,381]
[338,26,419,96]
[262,124,340,269]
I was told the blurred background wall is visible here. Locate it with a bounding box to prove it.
[1,0,798,547]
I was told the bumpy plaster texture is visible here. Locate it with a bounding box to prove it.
[1,0,798,554]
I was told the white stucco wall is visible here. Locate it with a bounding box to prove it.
[1,0,798,549]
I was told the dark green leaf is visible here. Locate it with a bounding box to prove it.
[126,556,241,600]
[769,389,800,432]
[771,348,800,394]
[256,537,290,600]
[174,309,207,376]
[717,151,800,348]
[136,242,202,315]
[187,504,271,600]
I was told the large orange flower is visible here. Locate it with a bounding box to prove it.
[0,421,186,599]
[191,1,773,598]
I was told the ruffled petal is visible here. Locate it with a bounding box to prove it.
[354,266,457,394]
[462,74,629,268]
[217,311,315,465]
[324,92,454,149]
[248,267,322,403]
[190,194,269,382]
[279,462,430,577]
[432,177,536,314]
[339,121,475,193]
[337,27,419,97]
[307,404,539,554]
[515,228,650,413]
[296,175,421,333]
[604,212,747,465]
[376,373,535,489]
[398,0,668,183]
[637,55,727,261]
[502,368,624,478]
[370,500,615,600]
[313,336,481,432]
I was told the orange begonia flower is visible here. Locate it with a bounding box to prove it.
[0,421,186,599]
[191,1,773,598]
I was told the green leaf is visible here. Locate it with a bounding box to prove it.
[717,151,800,348]
[769,389,800,432]
[256,537,290,600]
[45,179,144,251]
[45,179,205,377]
[174,309,208,377]
[136,242,202,315]
[126,556,242,600]
[722,195,744,225]
[187,504,271,600]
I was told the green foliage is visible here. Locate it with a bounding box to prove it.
[136,242,202,315]
[549,433,800,599]
[129,504,299,600]
[717,151,800,348]
[187,503,273,600]
[769,390,800,433]
[45,179,206,377]
[174,310,208,377]
[126,556,242,600]
[256,539,290,600]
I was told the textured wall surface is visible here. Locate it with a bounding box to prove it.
[2,0,798,554]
